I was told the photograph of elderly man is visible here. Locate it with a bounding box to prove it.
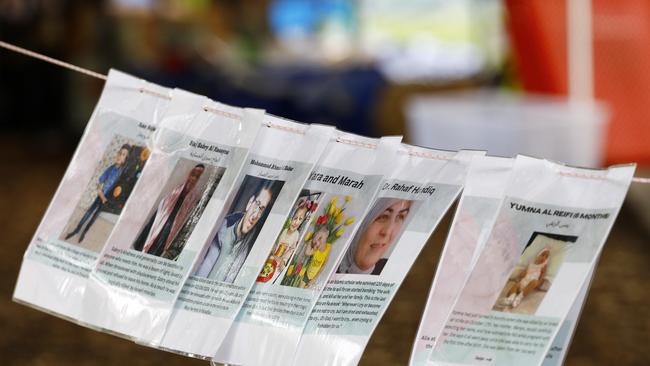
[194,175,284,283]
[132,164,208,258]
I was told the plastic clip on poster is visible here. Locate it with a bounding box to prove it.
[78,90,263,342]
[427,156,635,366]
[13,69,171,323]
[213,134,402,366]
[410,155,514,366]
[156,117,335,358]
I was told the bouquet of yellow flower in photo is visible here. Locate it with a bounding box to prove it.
[282,195,355,288]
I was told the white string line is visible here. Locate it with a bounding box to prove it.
[264,121,305,135]
[559,172,650,184]
[408,149,452,161]
[138,87,171,100]
[559,171,607,180]
[0,40,107,80]
[336,137,376,149]
[202,106,241,120]
[1,40,649,184]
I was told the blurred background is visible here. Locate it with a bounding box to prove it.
[0,0,648,365]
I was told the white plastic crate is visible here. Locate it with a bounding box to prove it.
[406,91,608,168]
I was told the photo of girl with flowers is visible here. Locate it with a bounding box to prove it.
[280,195,356,289]
[256,191,322,284]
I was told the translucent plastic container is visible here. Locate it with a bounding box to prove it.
[406,91,608,168]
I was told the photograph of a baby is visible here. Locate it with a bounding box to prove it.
[256,190,322,284]
[131,160,225,261]
[493,232,577,315]
[60,135,149,252]
[337,198,414,276]
[281,195,357,289]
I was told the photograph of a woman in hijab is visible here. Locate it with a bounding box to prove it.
[337,198,413,276]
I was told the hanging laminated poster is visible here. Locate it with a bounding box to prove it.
[427,156,635,366]
[214,134,403,366]
[79,90,263,342]
[414,157,598,366]
[289,147,481,366]
[13,70,171,322]
[158,117,334,357]
[410,156,514,366]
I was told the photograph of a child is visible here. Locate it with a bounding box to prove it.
[493,232,577,315]
[194,175,284,283]
[337,198,414,276]
[280,194,359,289]
[256,190,323,284]
[131,159,225,261]
[60,135,149,252]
